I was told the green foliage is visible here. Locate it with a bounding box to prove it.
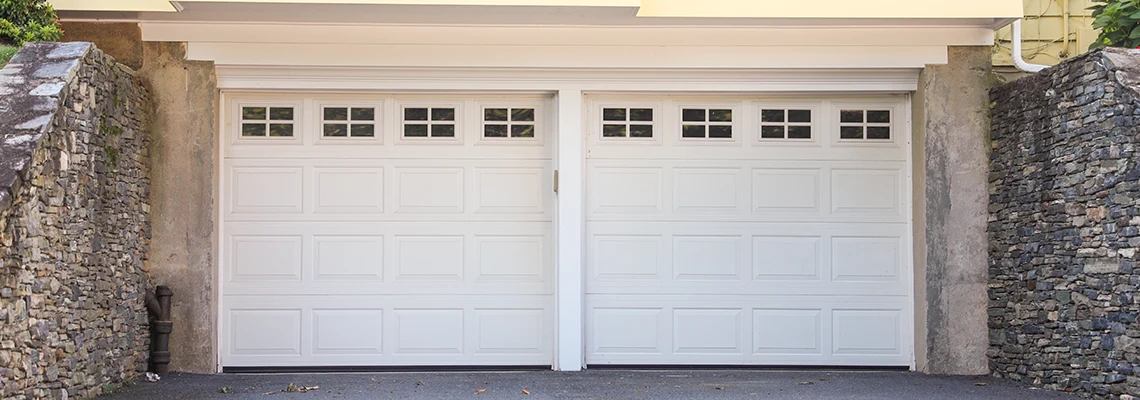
[0,0,61,45]
[1089,0,1140,49]
[103,146,118,168]
[0,44,16,66]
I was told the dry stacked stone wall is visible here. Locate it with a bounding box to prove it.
[0,42,151,399]
[989,48,1140,398]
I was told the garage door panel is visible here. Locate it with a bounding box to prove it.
[673,309,745,355]
[473,167,547,215]
[229,166,305,214]
[672,167,747,214]
[753,309,823,355]
[229,235,304,282]
[752,235,822,281]
[830,167,905,217]
[313,235,385,280]
[586,222,908,296]
[586,160,906,224]
[751,168,822,213]
[313,167,385,214]
[312,309,385,355]
[222,296,553,366]
[588,167,664,215]
[831,309,903,357]
[672,235,747,281]
[589,234,666,281]
[394,167,466,214]
[225,223,553,295]
[225,159,553,223]
[585,295,908,365]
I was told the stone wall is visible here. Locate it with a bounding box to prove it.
[989,48,1140,398]
[0,42,151,399]
[62,25,220,374]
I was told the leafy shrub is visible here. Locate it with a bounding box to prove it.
[0,0,62,45]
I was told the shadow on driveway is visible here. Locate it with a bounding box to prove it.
[102,369,1077,400]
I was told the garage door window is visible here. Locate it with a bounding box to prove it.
[759,109,812,140]
[404,107,457,138]
[601,107,654,138]
[484,107,536,138]
[323,107,376,138]
[681,108,733,139]
[241,106,295,137]
[839,109,891,140]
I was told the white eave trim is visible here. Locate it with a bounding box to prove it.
[213,66,921,92]
[140,22,996,47]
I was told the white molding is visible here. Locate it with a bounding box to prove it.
[214,67,921,92]
[140,22,995,47]
[555,88,585,371]
[190,42,948,70]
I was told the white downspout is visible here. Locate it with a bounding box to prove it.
[1012,19,1049,72]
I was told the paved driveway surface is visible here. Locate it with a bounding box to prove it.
[102,370,1077,400]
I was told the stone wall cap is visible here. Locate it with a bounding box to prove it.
[0,42,94,217]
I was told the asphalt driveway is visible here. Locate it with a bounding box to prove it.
[100,369,1076,400]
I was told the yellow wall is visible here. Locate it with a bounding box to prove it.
[52,0,1022,19]
[994,0,1097,68]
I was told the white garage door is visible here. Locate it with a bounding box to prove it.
[221,94,555,367]
[584,95,912,366]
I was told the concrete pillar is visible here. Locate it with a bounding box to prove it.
[62,24,220,373]
[913,46,994,375]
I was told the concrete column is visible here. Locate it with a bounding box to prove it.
[913,46,994,375]
[136,42,220,374]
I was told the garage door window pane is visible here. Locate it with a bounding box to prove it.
[485,108,509,121]
[324,124,348,137]
[603,108,627,121]
[351,108,375,121]
[485,124,508,137]
[682,125,706,138]
[324,107,348,121]
[709,125,733,138]
[512,125,535,138]
[709,109,732,122]
[761,125,785,139]
[242,123,266,137]
[603,124,627,137]
[269,107,294,120]
[840,126,864,139]
[269,124,294,137]
[787,126,812,139]
[405,124,429,137]
[630,108,654,122]
[242,107,267,120]
[405,108,429,121]
[630,125,654,138]
[682,109,706,122]
[351,124,375,137]
[432,124,456,137]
